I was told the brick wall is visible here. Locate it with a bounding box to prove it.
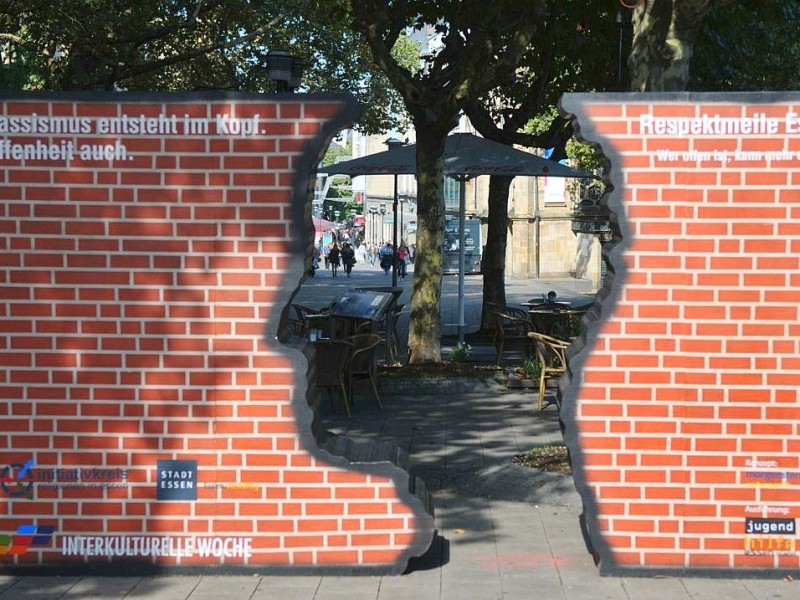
[562,93,800,575]
[0,94,433,573]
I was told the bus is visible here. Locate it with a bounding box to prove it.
[442,214,482,274]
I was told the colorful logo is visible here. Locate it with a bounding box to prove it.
[0,459,35,499]
[0,524,55,555]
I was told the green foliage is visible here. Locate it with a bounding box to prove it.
[447,344,472,363]
[521,357,542,380]
[565,137,603,172]
[0,0,408,133]
[322,138,353,168]
[691,0,800,91]
[524,107,602,171]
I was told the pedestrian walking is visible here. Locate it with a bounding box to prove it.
[328,242,340,277]
[323,243,332,269]
[356,242,367,265]
[341,242,356,278]
[379,242,393,275]
[397,242,409,278]
[308,245,321,277]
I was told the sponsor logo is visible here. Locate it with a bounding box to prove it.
[0,524,55,555]
[0,460,35,499]
[743,470,800,486]
[745,518,796,535]
[62,535,253,559]
[156,460,197,501]
[1,458,128,499]
[202,482,259,492]
[743,517,797,556]
[740,456,800,487]
[744,535,796,556]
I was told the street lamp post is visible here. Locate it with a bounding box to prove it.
[385,137,406,287]
[368,206,378,245]
[379,204,386,246]
[399,197,405,246]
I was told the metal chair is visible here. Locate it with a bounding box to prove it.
[312,339,354,416]
[528,331,571,411]
[342,334,382,410]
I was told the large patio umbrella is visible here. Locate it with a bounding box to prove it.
[319,133,596,345]
[312,215,337,232]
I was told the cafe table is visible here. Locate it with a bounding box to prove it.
[525,301,589,340]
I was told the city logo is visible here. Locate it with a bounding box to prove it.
[156,459,198,501]
[0,459,35,499]
[0,524,55,555]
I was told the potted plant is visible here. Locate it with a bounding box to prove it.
[506,356,541,389]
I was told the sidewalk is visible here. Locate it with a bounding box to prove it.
[1,267,794,599]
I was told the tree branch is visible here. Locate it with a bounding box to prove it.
[0,31,39,52]
[350,0,421,110]
[105,15,283,87]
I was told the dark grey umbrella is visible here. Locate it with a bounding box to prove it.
[320,133,596,345]
[320,133,592,179]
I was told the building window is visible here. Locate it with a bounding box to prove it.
[444,177,460,210]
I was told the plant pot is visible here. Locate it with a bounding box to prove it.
[505,370,537,389]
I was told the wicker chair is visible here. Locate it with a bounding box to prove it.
[528,332,571,411]
[342,334,382,410]
[312,339,354,416]
[289,303,330,338]
[487,303,535,365]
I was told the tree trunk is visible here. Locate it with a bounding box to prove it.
[407,127,447,363]
[480,175,513,332]
[628,0,738,92]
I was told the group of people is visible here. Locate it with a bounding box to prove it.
[310,241,356,278]
[376,242,414,277]
[309,239,415,279]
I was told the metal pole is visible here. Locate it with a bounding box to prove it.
[534,177,540,278]
[457,176,467,347]
[392,174,398,287]
[617,9,624,89]
[399,198,404,245]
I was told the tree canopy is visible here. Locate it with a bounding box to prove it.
[690,0,800,91]
[0,0,410,133]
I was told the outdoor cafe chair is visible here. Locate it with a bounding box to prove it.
[290,303,332,338]
[312,339,354,416]
[527,331,571,411]
[342,333,383,410]
[487,303,535,365]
